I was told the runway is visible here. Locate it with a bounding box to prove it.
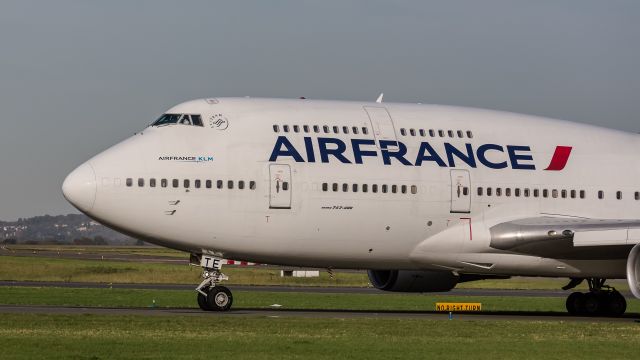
[0,280,602,298]
[0,304,637,323]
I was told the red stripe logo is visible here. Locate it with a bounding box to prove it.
[544,146,573,171]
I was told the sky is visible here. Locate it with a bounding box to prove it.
[0,1,639,220]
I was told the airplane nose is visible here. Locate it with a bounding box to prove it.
[62,162,97,213]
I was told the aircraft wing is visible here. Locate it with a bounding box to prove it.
[489,216,640,259]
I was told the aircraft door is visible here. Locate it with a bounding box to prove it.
[269,164,292,209]
[450,169,471,213]
[364,106,398,150]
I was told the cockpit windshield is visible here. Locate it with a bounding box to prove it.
[152,113,203,127]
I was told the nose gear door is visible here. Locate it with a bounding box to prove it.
[269,164,292,209]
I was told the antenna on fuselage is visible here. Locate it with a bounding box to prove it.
[376,93,384,103]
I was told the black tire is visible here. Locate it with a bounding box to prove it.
[206,286,233,311]
[197,292,212,311]
[582,293,600,316]
[566,292,584,315]
[603,291,627,317]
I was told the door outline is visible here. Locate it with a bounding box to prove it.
[363,106,398,150]
[269,164,292,209]
[450,169,471,213]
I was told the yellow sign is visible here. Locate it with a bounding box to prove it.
[435,303,482,312]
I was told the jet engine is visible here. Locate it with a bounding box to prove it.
[367,270,459,292]
[627,243,640,299]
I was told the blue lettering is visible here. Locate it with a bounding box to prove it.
[477,144,507,169]
[414,142,446,167]
[268,136,305,162]
[380,140,412,166]
[351,139,377,164]
[318,137,351,164]
[304,137,315,163]
[444,143,476,168]
[508,145,535,170]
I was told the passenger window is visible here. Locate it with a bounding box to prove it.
[617,191,622,200]
[323,125,330,133]
[409,129,416,136]
[273,125,279,133]
[342,183,348,192]
[477,187,483,196]
[438,130,445,137]
[457,130,464,138]
[195,180,201,189]
[362,127,369,135]
[448,130,454,138]
[524,188,530,197]
[598,190,604,199]
[250,181,256,190]
[217,180,223,189]
[283,125,290,133]
[363,184,369,193]
[419,129,426,137]
[332,183,338,192]
[352,184,358,192]
[552,189,558,198]
[282,182,289,191]
[570,190,576,199]
[352,127,359,134]
[543,189,549,198]
[343,126,349,134]
[400,128,407,136]
[561,190,567,198]
[429,129,435,137]
[322,183,328,192]
[184,179,190,188]
[401,185,407,194]
[293,125,300,133]
[580,190,585,199]
[228,180,234,189]
[333,126,339,134]
[487,187,492,196]
[303,125,310,133]
[391,185,397,193]
[161,179,168,188]
[382,185,388,193]
[533,189,539,197]
[372,184,378,193]
[126,178,133,187]
[467,131,473,139]
[313,125,320,133]
[239,181,245,190]
[150,178,156,188]
[411,185,417,194]
[515,188,521,197]
[138,178,145,187]
[505,188,511,197]
[496,188,502,196]
[463,187,469,196]
[636,191,640,200]
[172,179,179,188]
[206,180,212,189]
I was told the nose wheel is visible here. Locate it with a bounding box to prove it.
[192,254,233,312]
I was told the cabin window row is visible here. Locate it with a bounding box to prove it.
[399,128,473,139]
[126,178,256,190]
[477,187,585,199]
[273,124,369,136]
[321,182,418,194]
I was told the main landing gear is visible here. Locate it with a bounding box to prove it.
[192,254,233,311]
[564,278,626,317]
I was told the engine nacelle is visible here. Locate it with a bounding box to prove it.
[367,270,459,292]
[627,243,640,299]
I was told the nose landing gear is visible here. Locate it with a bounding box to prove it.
[564,278,626,317]
[192,254,233,311]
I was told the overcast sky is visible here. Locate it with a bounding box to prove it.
[0,1,638,220]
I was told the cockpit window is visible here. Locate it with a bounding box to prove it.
[152,113,203,127]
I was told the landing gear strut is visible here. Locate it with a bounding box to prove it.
[564,278,626,317]
[192,254,233,311]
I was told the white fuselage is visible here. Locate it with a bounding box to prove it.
[63,98,640,279]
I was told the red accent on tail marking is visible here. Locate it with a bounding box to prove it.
[544,146,572,171]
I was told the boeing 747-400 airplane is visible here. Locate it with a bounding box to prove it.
[62,97,640,316]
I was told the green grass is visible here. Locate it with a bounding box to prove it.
[4,244,187,258]
[0,313,639,360]
[1,286,639,314]
[0,255,368,286]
